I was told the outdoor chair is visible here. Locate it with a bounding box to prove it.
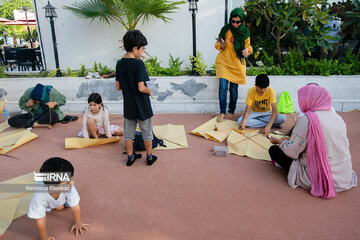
[0,49,5,66]
[34,47,44,71]
[4,47,17,71]
[16,48,41,71]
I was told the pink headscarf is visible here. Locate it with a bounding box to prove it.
[298,84,336,198]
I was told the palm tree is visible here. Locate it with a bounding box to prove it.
[64,0,185,30]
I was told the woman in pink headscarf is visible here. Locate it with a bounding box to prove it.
[269,84,357,198]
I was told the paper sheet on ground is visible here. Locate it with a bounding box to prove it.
[0,129,38,154]
[0,121,10,133]
[0,172,35,236]
[153,124,188,150]
[190,117,239,142]
[65,137,120,149]
[227,129,284,161]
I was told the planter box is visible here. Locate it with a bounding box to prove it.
[1,75,359,114]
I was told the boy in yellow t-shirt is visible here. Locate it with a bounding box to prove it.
[238,74,286,136]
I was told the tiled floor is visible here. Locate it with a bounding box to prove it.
[1,112,359,240]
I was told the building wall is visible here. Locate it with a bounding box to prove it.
[1,75,360,114]
[33,0,224,71]
[32,0,344,72]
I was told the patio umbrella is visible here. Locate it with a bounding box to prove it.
[0,17,10,23]
[3,20,36,26]
[16,16,36,22]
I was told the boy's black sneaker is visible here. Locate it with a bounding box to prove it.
[147,155,158,166]
[126,153,142,167]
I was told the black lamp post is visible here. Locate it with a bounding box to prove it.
[188,0,198,76]
[43,1,61,77]
[225,0,228,24]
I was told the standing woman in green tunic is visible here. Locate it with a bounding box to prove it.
[215,8,252,122]
[8,83,66,128]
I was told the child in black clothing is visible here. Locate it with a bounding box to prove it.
[115,30,157,166]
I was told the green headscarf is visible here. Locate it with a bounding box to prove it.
[218,8,250,59]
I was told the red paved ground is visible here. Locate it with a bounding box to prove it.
[1,112,359,240]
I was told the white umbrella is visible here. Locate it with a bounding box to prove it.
[0,17,10,23]
[3,20,36,26]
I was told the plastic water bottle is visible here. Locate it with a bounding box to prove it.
[3,109,9,120]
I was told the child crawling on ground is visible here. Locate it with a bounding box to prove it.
[27,157,90,239]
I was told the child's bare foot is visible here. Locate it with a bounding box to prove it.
[216,114,225,122]
[226,113,234,120]
[115,128,124,136]
[32,122,52,129]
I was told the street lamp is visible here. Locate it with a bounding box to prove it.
[188,0,198,76]
[43,1,61,77]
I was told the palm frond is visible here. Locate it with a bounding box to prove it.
[125,0,185,27]
[63,0,121,25]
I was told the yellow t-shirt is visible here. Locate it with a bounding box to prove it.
[245,87,276,112]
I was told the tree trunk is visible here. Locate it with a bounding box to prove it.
[276,28,283,67]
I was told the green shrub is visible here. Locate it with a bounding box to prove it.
[0,66,6,78]
[98,63,113,75]
[48,69,59,77]
[78,64,87,77]
[39,71,49,77]
[92,62,98,73]
[66,66,78,77]
[166,54,183,76]
[187,51,208,76]
[210,64,216,76]
[145,56,162,76]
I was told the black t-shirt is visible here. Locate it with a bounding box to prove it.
[116,58,153,120]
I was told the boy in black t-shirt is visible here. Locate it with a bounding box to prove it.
[115,30,157,166]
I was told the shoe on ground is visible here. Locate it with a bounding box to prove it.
[147,155,158,166]
[126,153,142,167]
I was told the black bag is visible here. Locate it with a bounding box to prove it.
[133,131,166,151]
[61,115,78,124]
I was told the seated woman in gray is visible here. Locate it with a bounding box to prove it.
[8,83,66,128]
[269,84,357,198]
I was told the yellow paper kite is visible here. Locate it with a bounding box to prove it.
[65,137,120,149]
[0,101,4,113]
[153,124,188,150]
[0,129,38,154]
[191,117,238,142]
[0,172,35,236]
[227,129,284,161]
[0,121,10,133]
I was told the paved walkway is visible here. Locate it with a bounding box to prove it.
[1,112,359,240]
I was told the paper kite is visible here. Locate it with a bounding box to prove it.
[153,124,188,150]
[191,117,238,142]
[0,129,38,154]
[65,137,120,149]
[0,172,35,236]
[227,129,284,161]
[0,121,10,133]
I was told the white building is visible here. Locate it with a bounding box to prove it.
[32,0,340,71]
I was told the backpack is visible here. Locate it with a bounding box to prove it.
[277,91,295,114]
[133,131,166,151]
